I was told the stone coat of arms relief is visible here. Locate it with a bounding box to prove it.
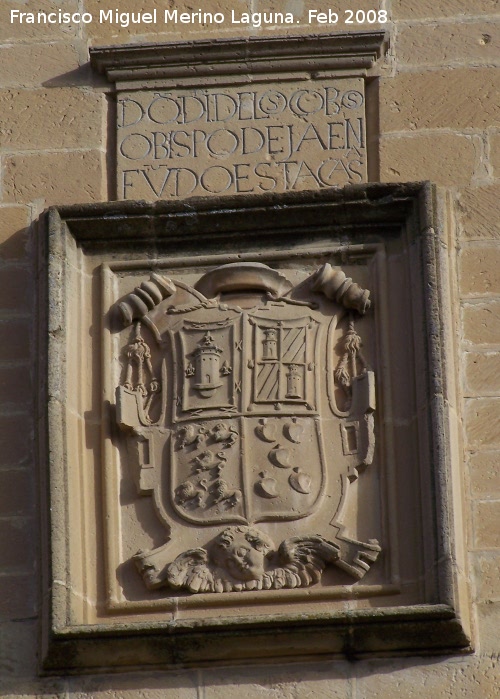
[41,187,472,670]
[113,261,381,595]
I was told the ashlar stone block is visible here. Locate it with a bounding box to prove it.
[4,150,106,206]
[396,19,500,67]
[380,69,500,132]
[392,0,499,20]
[380,133,478,186]
[0,89,105,152]
[457,185,500,240]
[38,183,471,672]
[0,42,81,88]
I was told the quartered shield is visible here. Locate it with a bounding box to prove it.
[167,304,325,526]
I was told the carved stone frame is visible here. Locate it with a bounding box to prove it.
[38,183,471,673]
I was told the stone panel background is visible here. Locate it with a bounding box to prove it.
[0,0,499,696]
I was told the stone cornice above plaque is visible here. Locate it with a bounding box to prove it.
[90,31,389,88]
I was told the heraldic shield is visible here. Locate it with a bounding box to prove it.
[115,262,381,594]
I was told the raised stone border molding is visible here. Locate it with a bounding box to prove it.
[38,183,471,673]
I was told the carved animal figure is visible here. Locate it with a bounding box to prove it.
[193,450,226,473]
[212,478,242,507]
[212,422,238,446]
[177,424,207,449]
[175,479,208,507]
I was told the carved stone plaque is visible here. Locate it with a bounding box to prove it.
[91,33,389,201]
[116,260,379,595]
[117,80,366,200]
[39,185,471,672]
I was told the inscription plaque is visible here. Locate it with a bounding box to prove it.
[118,80,366,200]
[90,33,389,202]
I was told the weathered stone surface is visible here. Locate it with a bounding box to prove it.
[0,518,35,570]
[491,132,500,178]
[0,207,30,260]
[0,267,32,314]
[396,19,500,66]
[463,301,500,345]
[203,669,297,699]
[0,0,80,41]
[277,662,351,699]
[355,656,500,699]
[69,673,198,698]
[0,415,33,468]
[476,601,500,654]
[0,89,105,151]
[0,42,81,88]
[460,245,500,295]
[84,0,252,43]
[3,151,106,206]
[469,449,500,497]
[474,499,500,548]
[465,352,500,395]
[380,133,477,185]
[204,662,351,698]
[0,320,30,362]
[472,552,500,602]
[380,69,500,131]
[0,574,36,622]
[258,0,386,32]
[457,185,500,240]
[0,468,34,517]
[392,0,500,19]
[0,363,31,411]
[465,398,500,449]
[0,621,37,681]
[83,0,387,44]
[0,681,68,699]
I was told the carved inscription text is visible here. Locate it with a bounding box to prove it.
[117,79,367,200]
[113,262,380,595]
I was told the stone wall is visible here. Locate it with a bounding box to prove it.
[0,0,499,696]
